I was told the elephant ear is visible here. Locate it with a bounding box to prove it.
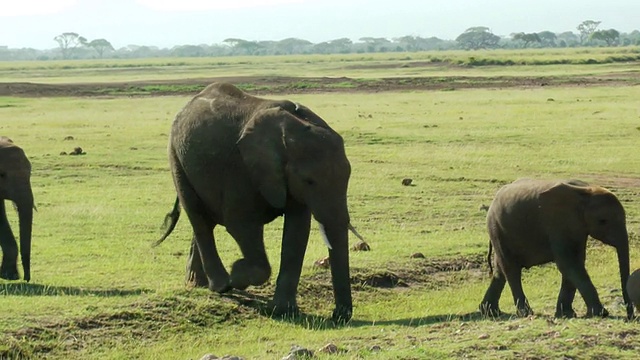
[539,182,593,226]
[237,108,290,209]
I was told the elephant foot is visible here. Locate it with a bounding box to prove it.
[266,300,300,319]
[479,302,502,318]
[230,258,271,290]
[555,306,577,319]
[0,265,19,281]
[585,306,609,318]
[332,304,353,324]
[185,270,209,288]
[516,307,534,317]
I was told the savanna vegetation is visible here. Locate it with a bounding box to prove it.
[0,47,639,359]
[2,20,640,61]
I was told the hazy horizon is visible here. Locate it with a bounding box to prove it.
[1,0,638,50]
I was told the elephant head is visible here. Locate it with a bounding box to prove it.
[0,138,33,282]
[238,105,350,225]
[238,105,353,321]
[541,183,633,319]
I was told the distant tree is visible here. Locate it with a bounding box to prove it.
[456,27,500,50]
[274,38,313,54]
[577,20,601,44]
[556,31,580,47]
[359,37,391,52]
[54,32,87,59]
[590,28,620,46]
[537,31,557,47]
[171,44,206,57]
[223,38,263,55]
[511,32,541,48]
[87,39,114,58]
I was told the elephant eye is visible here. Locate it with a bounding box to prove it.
[0,172,5,179]
[304,178,315,186]
[598,219,608,225]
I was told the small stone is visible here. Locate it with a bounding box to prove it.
[317,343,338,354]
[410,252,425,259]
[282,345,314,359]
[478,333,490,340]
[63,135,74,140]
[369,345,382,352]
[314,257,330,269]
[59,151,67,155]
[401,178,413,186]
[200,354,219,360]
[351,241,370,251]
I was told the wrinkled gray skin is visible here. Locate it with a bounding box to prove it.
[480,178,633,319]
[157,83,354,322]
[0,137,33,282]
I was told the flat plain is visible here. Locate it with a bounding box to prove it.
[1,47,640,359]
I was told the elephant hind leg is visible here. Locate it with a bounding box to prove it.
[504,265,533,317]
[226,223,271,290]
[480,269,506,317]
[173,158,230,293]
[185,235,209,288]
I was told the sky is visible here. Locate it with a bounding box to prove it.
[0,0,638,49]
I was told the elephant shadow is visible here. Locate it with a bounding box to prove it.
[0,282,150,297]
[220,290,513,329]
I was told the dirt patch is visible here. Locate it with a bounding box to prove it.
[1,73,639,98]
[306,253,486,292]
[578,174,640,190]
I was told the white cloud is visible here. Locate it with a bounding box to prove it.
[0,0,79,17]
[136,0,305,12]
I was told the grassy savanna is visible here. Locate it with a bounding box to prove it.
[1,47,640,84]
[1,54,640,359]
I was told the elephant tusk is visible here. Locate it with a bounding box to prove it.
[318,223,333,250]
[348,223,366,242]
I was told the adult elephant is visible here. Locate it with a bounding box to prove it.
[0,137,33,282]
[479,178,633,319]
[156,82,355,322]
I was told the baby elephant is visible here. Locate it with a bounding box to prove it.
[479,178,634,319]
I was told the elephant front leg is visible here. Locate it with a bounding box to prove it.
[185,235,208,288]
[270,207,311,318]
[0,206,20,281]
[226,223,271,291]
[553,244,608,317]
[555,276,577,318]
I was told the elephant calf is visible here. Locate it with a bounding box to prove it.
[0,137,33,282]
[156,82,355,322]
[479,178,633,319]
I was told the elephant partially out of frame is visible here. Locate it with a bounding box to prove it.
[156,82,356,322]
[0,137,33,282]
[479,178,633,319]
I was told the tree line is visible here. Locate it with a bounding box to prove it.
[1,20,639,61]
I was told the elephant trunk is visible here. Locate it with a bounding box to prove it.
[16,188,33,282]
[318,220,353,322]
[616,233,633,319]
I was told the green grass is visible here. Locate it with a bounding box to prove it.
[1,47,639,83]
[1,81,640,358]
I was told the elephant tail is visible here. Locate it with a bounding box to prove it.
[153,196,181,247]
[487,241,493,276]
